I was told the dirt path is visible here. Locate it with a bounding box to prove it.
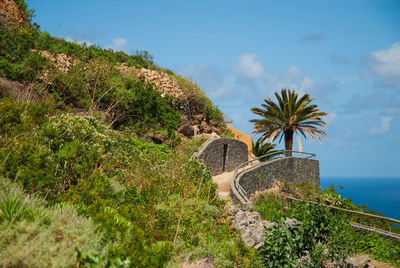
[212,171,234,199]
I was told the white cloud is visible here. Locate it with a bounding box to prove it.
[366,42,400,88]
[106,38,128,52]
[65,35,94,47]
[369,116,392,135]
[274,66,315,95]
[235,54,265,79]
[235,53,319,98]
[370,42,400,77]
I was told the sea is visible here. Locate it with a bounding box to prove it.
[320,177,400,220]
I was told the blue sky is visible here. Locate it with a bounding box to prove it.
[28,0,400,177]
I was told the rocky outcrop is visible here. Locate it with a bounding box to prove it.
[35,50,73,73]
[23,49,224,138]
[0,76,43,101]
[132,67,185,100]
[119,65,191,114]
[337,254,374,268]
[227,203,274,249]
[0,0,25,29]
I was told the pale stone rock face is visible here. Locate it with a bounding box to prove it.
[228,203,276,249]
[0,0,26,29]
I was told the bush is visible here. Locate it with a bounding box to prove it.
[0,28,47,82]
[259,204,351,267]
[110,77,181,134]
[252,137,278,161]
[0,178,106,268]
[255,182,400,266]
[254,193,285,222]
[0,99,258,266]
[353,232,400,264]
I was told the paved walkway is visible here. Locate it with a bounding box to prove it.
[212,171,234,199]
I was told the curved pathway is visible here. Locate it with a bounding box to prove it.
[212,171,234,199]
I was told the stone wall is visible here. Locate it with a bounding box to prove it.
[232,157,319,200]
[226,125,253,154]
[194,138,248,176]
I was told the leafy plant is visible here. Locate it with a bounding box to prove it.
[254,193,285,222]
[255,182,400,266]
[252,137,279,161]
[0,178,107,267]
[259,218,298,267]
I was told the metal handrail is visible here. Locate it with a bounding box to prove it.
[230,151,400,238]
[286,196,400,225]
[232,150,316,203]
[286,196,400,236]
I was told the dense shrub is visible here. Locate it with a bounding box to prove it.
[0,99,256,266]
[0,178,106,267]
[255,182,400,266]
[34,31,155,68]
[109,77,181,134]
[0,28,48,82]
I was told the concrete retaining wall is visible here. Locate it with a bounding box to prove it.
[195,138,248,176]
[231,157,319,200]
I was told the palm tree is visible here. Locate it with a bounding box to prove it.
[252,137,279,162]
[250,89,328,157]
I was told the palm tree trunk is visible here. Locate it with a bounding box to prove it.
[284,130,293,157]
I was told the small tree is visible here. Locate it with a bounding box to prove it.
[250,89,328,156]
[252,137,279,162]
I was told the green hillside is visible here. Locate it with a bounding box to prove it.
[0,2,258,267]
[1,2,399,268]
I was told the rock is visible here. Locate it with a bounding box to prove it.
[0,0,26,28]
[178,124,195,137]
[211,125,223,135]
[231,205,275,249]
[234,210,246,227]
[241,229,256,247]
[297,254,311,267]
[200,121,213,133]
[192,114,204,124]
[262,220,276,229]
[208,132,220,139]
[242,202,253,211]
[227,204,240,216]
[192,125,200,136]
[284,217,301,229]
[145,132,166,144]
[254,242,263,250]
[342,255,370,268]
[180,257,215,268]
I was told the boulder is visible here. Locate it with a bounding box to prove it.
[200,121,213,133]
[341,255,371,268]
[178,124,195,137]
[180,257,215,268]
[284,217,301,229]
[145,132,166,144]
[230,203,275,249]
